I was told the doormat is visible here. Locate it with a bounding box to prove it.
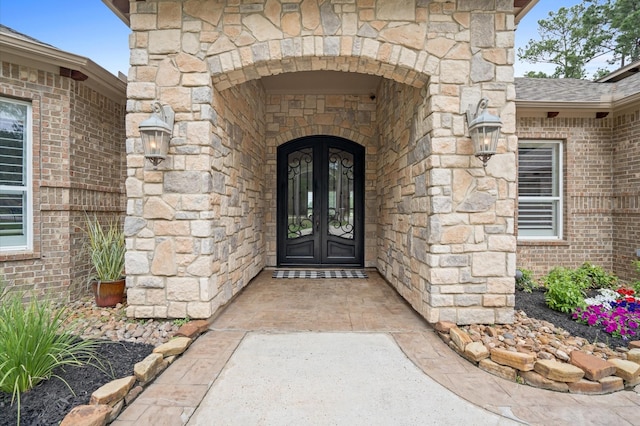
[272,270,368,279]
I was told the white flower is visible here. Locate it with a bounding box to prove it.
[584,288,618,308]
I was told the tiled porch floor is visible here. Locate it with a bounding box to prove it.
[113,270,640,426]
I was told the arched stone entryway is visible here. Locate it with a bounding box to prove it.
[124,0,517,327]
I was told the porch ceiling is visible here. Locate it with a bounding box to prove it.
[261,71,382,95]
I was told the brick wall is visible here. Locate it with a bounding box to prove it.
[0,60,126,301]
[516,116,615,280]
[612,106,640,283]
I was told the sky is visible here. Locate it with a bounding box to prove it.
[0,0,600,78]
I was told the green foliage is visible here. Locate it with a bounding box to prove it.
[519,0,639,78]
[543,267,588,313]
[0,288,103,425]
[515,268,538,293]
[601,0,640,66]
[518,1,608,79]
[632,260,640,294]
[523,71,552,78]
[85,214,125,283]
[172,317,191,327]
[575,262,618,289]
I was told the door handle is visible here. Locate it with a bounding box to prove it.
[316,220,319,232]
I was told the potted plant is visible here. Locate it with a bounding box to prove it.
[85,215,126,307]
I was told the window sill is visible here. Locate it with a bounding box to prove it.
[0,250,41,262]
[517,239,570,247]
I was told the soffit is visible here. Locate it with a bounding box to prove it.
[261,71,382,95]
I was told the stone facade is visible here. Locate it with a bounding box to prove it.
[0,58,126,300]
[124,0,517,325]
[516,104,640,283]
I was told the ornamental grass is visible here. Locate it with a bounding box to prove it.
[0,286,104,425]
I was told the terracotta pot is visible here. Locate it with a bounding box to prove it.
[92,278,125,307]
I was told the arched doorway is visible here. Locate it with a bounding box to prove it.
[277,136,364,267]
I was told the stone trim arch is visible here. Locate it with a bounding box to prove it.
[209,47,431,91]
[272,125,372,148]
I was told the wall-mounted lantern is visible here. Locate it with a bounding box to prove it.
[466,98,502,167]
[138,101,174,168]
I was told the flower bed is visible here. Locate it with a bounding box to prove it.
[573,288,640,341]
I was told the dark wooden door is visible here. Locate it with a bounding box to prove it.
[277,136,364,267]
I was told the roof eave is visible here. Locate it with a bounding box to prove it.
[516,94,640,115]
[515,0,539,25]
[0,32,126,102]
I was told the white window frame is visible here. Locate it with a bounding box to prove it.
[517,140,563,240]
[0,97,33,252]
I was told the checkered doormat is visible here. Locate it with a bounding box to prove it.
[272,270,368,279]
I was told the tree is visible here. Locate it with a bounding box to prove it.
[518,1,611,79]
[604,0,640,66]
[523,71,551,78]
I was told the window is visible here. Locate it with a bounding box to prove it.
[0,98,32,251]
[518,141,563,239]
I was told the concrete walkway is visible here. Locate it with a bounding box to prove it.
[113,271,640,426]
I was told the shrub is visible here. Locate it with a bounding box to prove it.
[543,267,588,313]
[632,260,640,294]
[575,262,618,290]
[0,287,103,425]
[515,268,538,293]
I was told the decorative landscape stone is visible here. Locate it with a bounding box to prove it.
[599,376,625,393]
[608,358,640,382]
[490,348,535,371]
[567,378,604,395]
[478,358,517,381]
[627,348,640,363]
[60,404,112,426]
[533,360,584,383]
[134,353,165,383]
[569,351,617,381]
[89,376,136,405]
[438,311,640,394]
[519,371,569,392]
[464,341,490,362]
[153,336,193,357]
[449,326,473,351]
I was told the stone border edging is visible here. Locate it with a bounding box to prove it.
[59,320,210,426]
[435,321,640,394]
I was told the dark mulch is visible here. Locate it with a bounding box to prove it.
[515,288,631,349]
[0,340,153,426]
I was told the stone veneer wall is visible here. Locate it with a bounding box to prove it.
[0,60,125,301]
[376,79,427,310]
[515,116,615,279]
[125,0,518,323]
[612,106,640,283]
[263,93,379,267]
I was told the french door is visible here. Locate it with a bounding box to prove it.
[277,136,364,267]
